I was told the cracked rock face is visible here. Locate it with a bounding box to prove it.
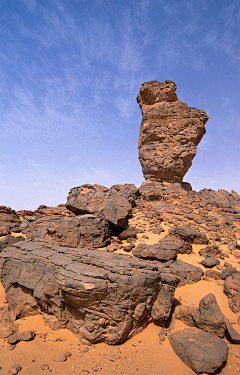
[0,238,178,345]
[137,80,209,182]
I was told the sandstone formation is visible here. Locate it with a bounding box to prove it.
[66,184,133,229]
[23,215,111,248]
[0,238,179,345]
[175,293,226,338]
[137,80,209,182]
[0,81,240,373]
[169,328,228,374]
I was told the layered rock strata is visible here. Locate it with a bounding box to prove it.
[0,238,179,344]
[137,80,209,182]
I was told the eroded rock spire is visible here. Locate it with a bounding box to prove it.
[137,80,209,182]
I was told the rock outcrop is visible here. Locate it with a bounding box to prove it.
[23,215,111,248]
[66,184,133,229]
[137,80,209,182]
[175,293,226,338]
[0,238,179,345]
[169,328,228,374]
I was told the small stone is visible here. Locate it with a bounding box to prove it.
[9,365,22,374]
[132,341,142,347]
[92,364,102,371]
[55,353,67,362]
[103,353,121,362]
[40,364,49,370]
[7,344,16,351]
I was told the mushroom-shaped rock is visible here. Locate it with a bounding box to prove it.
[137,80,209,182]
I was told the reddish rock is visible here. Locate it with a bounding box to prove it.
[137,80,208,182]
[66,184,132,229]
[0,238,178,345]
[169,225,209,244]
[25,215,111,248]
[0,206,21,236]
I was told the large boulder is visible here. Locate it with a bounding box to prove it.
[66,184,132,229]
[24,215,111,248]
[176,294,226,338]
[169,225,209,244]
[0,238,178,345]
[132,234,191,261]
[132,242,177,262]
[169,328,228,374]
[137,80,209,182]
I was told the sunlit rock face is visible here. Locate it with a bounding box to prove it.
[137,80,209,183]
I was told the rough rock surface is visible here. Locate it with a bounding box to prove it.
[137,80,209,182]
[0,306,18,339]
[66,184,132,229]
[0,238,178,345]
[200,256,220,268]
[132,242,177,262]
[169,225,209,244]
[175,294,226,338]
[0,206,21,236]
[24,215,111,248]
[169,328,228,374]
[163,259,204,286]
[0,234,25,252]
[224,272,240,313]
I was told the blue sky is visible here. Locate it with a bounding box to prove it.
[1,0,240,210]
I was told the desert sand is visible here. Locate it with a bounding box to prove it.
[1,217,240,375]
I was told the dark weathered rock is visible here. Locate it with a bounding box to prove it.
[132,242,177,262]
[175,305,196,327]
[0,235,25,252]
[224,272,240,313]
[0,238,178,345]
[192,294,226,338]
[118,227,138,241]
[220,267,237,280]
[137,80,208,182]
[169,225,209,244]
[199,244,221,258]
[163,259,203,286]
[175,294,226,338]
[139,180,191,201]
[151,284,175,325]
[25,215,111,248]
[159,234,192,254]
[169,328,228,374]
[224,317,240,343]
[0,206,21,236]
[7,330,36,344]
[200,255,220,268]
[0,306,18,339]
[205,270,221,279]
[66,184,132,228]
[110,184,139,207]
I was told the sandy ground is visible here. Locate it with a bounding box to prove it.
[1,222,240,374]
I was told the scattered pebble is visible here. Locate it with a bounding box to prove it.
[55,353,67,362]
[40,364,49,370]
[9,364,22,374]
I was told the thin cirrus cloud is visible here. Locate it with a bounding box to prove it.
[0,0,239,210]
